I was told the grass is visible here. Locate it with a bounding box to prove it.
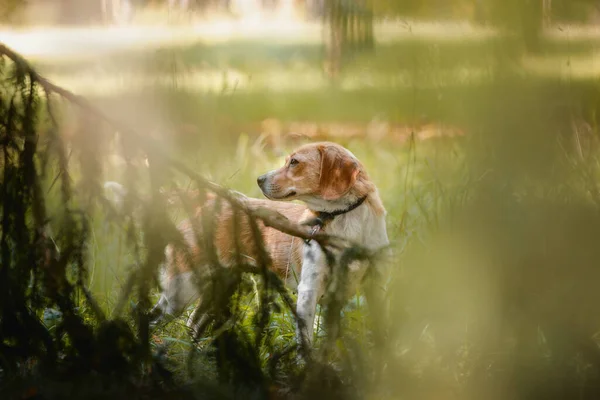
[7,21,595,141]
[5,15,600,398]
[90,133,458,296]
[80,108,466,394]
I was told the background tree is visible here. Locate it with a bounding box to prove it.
[0,0,27,22]
[324,0,374,80]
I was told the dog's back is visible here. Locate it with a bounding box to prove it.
[104,182,307,284]
[166,195,307,286]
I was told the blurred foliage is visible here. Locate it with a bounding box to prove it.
[0,42,387,399]
[371,0,473,18]
[4,0,600,399]
[0,0,27,21]
[371,0,599,21]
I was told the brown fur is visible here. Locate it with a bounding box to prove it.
[317,144,360,200]
[166,195,308,282]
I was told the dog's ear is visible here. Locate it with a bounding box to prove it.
[318,145,360,200]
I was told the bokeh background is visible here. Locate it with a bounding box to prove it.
[3,1,600,399]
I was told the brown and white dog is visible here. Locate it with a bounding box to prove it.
[111,141,389,345]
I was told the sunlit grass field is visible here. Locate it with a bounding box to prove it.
[85,139,477,396]
[17,17,600,397]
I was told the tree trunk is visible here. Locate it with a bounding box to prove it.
[323,0,374,81]
[542,0,552,28]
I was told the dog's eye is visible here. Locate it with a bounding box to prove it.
[289,158,299,166]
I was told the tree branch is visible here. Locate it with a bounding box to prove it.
[0,42,371,253]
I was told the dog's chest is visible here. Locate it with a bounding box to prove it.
[320,207,388,293]
[324,206,387,249]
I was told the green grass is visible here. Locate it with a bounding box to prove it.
[25,30,600,91]
[80,102,600,398]
[11,20,600,398]
[90,131,458,310]
[81,118,465,391]
[17,26,597,143]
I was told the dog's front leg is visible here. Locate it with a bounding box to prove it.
[296,240,328,351]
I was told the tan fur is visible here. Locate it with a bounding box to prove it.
[353,169,386,217]
[318,144,360,200]
[166,195,307,281]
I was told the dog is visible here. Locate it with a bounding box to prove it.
[109,141,389,346]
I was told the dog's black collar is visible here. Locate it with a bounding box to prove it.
[303,195,368,243]
[315,195,368,226]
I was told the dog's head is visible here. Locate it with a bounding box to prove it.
[257,142,361,209]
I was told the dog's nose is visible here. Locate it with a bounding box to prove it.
[257,174,266,188]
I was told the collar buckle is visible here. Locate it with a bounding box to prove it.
[304,221,322,244]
